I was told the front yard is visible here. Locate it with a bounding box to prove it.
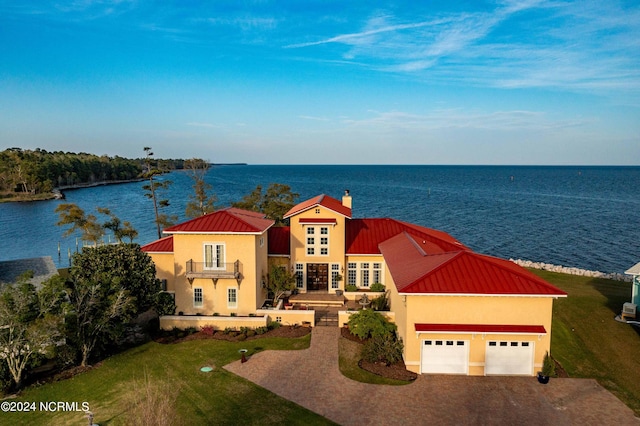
[5,334,331,426]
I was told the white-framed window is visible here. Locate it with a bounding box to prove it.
[295,263,304,289]
[360,263,370,287]
[331,263,341,289]
[347,262,384,288]
[204,243,225,269]
[194,287,203,308]
[305,226,329,256]
[227,287,237,309]
[347,262,357,286]
[373,263,382,284]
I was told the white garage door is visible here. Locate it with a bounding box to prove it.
[485,341,534,375]
[421,339,469,374]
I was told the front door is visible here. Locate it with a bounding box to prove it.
[307,263,328,291]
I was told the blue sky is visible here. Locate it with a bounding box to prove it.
[1,1,639,165]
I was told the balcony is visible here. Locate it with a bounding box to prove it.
[186,259,242,284]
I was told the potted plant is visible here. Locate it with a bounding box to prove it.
[537,351,555,384]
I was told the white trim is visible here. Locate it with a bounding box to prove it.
[415,330,547,336]
[400,292,566,298]
[346,253,383,257]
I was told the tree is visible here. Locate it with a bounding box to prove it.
[232,183,299,225]
[184,158,216,218]
[263,264,297,303]
[347,309,397,340]
[56,204,139,245]
[55,203,104,246]
[98,207,138,243]
[64,244,160,366]
[0,274,63,389]
[142,147,176,239]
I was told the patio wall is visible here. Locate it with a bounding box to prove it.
[338,310,395,327]
[256,309,315,327]
[160,314,268,331]
[343,291,386,302]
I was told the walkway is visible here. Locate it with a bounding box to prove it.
[224,327,639,425]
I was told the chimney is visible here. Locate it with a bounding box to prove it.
[342,189,352,209]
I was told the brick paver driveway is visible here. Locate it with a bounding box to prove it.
[225,327,639,425]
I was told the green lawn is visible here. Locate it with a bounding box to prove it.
[5,335,335,426]
[530,270,640,416]
[4,270,640,423]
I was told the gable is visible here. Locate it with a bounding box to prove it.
[284,194,352,219]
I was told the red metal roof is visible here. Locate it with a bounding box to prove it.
[163,207,274,234]
[268,226,290,256]
[380,232,566,296]
[284,194,352,219]
[346,218,469,255]
[415,324,547,334]
[141,235,173,253]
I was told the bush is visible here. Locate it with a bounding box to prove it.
[347,309,396,340]
[362,333,404,366]
[268,321,281,330]
[345,284,358,292]
[223,327,235,335]
[239,326,251,336]
[370,291,390,311]
[370,283,385,292]
[156,292,176,316]
[542,351,556,377]
[201,325,215,335]
[255,326,268,335]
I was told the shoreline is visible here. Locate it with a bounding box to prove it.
[0,178,146,203]
[510,258,631,282]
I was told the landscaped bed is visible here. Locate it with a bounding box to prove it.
[340,327,417,382]
[155,324,311,344]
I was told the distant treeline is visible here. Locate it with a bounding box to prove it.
[0,148,186,200]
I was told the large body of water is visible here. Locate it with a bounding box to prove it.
[0,165,638,274]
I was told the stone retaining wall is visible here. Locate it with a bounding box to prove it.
[510,259,631,282]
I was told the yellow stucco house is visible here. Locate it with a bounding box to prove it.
[142,191,566,376]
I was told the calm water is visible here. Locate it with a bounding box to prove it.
[0,165,638,274]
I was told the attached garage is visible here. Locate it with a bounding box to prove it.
[485,340,534,375]
[421,339,469,374]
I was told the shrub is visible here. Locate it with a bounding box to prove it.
[362,333,404,366]
[223,327,235,335]
[370,282,385,292]
[185,327,198,335]
[213,312,219,316]
[370,291,390,311]
[347,309,396,340]
[155,292,177,316]
[246,329,256,337]
[230,312,237,317]
[542,351,556,377]
[239,326,251,336]
[268,321,281,330]
[345,284,358,292]
[255,326,268,335]
[237,334,247,341]
[201,325,215,335]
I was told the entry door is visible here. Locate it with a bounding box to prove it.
[307,264,328,291]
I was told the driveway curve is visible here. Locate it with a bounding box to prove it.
[224,327,639,425]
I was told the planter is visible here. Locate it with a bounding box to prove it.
[335,290,344,296]
[537,372,550,384]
